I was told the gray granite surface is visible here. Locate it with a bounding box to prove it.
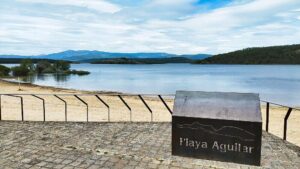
[173,91,262,122]
[0,121,299,169]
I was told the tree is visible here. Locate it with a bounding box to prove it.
[9,59,88,77]
[53,60,70,72]
[20,59,34,72]
[11,66,30,76]
[36,60,52,73]
[10,59,35,76]
[0,65,10,77]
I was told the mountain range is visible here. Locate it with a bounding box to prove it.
[2,44,300,64]
[0,50,211,62]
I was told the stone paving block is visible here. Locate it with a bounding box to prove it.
[61,159,73,165]
[36,161,47,167]
[0,122,299,169]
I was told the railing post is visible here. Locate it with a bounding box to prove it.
[283,108,293,140]
[32,95,46,122]
[118,95,132,122]
[0,94,2,121]
[266,102,269,132]
[95,95,110,122]
[54,95,67,122]
[4,95,24,121]
[20,96,24,121]
[138,95,153,122]
[74,95,88,122]
[158,95,173,115]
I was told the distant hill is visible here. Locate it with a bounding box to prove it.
[89,57,193,64]
[0,55,33,59]
[180,54,211,60]
[196,44,300,64]
[42,50,176,61]
[0,50,211,62]
[0,58,71,64]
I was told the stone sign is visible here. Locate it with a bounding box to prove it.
[172,91,262,166]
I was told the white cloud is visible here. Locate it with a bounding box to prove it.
[1,0,300,55]
[17,0,121,13]
[174,0,300,53]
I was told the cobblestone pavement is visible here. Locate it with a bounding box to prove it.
[0,122,299,169]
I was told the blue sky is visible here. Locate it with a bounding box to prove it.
[0,0,300,55]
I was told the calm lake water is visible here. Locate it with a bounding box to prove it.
[3,64,300,106]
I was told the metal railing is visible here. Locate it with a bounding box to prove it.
[0,93,298,143]
[0,93,173,123]
[261,100,299,141]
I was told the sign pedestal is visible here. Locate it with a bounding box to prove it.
[172,91,262,166]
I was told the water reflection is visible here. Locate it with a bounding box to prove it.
[53,74,70,82]
[22,73,71,83]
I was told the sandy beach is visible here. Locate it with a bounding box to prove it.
[0,79,173,122]
[0,79,299,146]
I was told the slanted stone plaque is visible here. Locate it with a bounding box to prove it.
[172,91,262,166]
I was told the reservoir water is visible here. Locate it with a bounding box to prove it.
[4,64,300,106]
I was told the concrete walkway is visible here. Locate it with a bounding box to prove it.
[0,122,299,169]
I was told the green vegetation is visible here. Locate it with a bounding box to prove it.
[0,65,10,77]
[5,59,89,77]
[65,70,90,75]
[91,57,192,64]
[36,60,53,73]
[53,60,71,72]
[196,44,300,64]
[0,58,66,64]
[11,59,35,76]
[11,66,30,76]
[35,60,71,74]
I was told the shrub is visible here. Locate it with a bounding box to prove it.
[36,60,52,73]
[53,60,70,72]
[42,67,55,73]
[11,66,30,76]
[20,59,34,71]
[36,60,71,73]
[65,70,90,75]
[0,65,10,77]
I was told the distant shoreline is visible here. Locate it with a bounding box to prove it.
[0,78,122,95]
[2,60,300,65]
